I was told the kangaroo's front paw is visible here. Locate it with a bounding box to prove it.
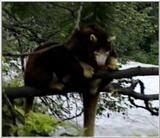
[84,66,94,78]
[107,64,118,70]
[50,83,64,91]
[106,57,119,71]
[80,62,94,79]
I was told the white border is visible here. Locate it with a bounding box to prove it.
[0,2,2,138]
[0,1,159,138]
[159,2,160,138]
[1,0,160,2]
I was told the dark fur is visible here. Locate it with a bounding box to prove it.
[67,25,114,69]
[25,45,90,90]
[24,24,117,112]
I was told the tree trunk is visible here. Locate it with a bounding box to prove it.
[83,92,99,136]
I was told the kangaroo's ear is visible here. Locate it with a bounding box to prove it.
[90,34,98,43]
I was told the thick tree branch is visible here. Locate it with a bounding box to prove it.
[94,66,158,79]
[3,67,158,100]
[4,87,69,99]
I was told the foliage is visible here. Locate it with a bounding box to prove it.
[2,2,158,86]
[97,92,133,117]
[21,112,58,136]
[2,58,23,88]
[2,2,158,65]
[3,102,83,136]
[2,104,17,136]
[2,97,24,136]
[2,91,84,136]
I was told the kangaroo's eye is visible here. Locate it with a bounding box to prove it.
[94,51,99,56]
[105,51,110,56]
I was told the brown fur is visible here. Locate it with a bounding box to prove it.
[24,25,118,136]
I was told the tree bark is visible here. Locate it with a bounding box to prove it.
[3,67,158,99]
[83,92,99,136]
[94,66,158,79]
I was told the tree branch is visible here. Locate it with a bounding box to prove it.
[128,96,158,116]
[3,87,69,99]
[4,67,158,100]
[74,3,83,30]
[2,43,62,57]
[94,66,158,79]
[104,79,159,115]
[105,83,158,101]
